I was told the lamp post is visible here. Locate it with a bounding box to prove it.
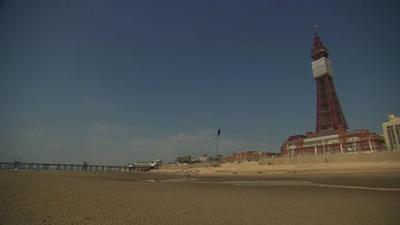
[216,129,222,160]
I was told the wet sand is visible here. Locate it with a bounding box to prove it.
[1,171,399,225]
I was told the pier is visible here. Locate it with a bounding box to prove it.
[0,161,154,172]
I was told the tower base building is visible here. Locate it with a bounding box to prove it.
[281,129,385,156]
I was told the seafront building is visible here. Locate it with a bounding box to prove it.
[281,31,385,156]
[224,151,278,162]
[383,114,400,150]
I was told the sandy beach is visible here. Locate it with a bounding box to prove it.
[156,151,400,176]
[1,170,399,225]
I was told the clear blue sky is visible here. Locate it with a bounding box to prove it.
[0,0,399,164]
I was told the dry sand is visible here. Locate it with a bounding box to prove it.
[1,171,400,225]
[157,159,400,176]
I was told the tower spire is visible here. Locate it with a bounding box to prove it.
[311,26,329,60]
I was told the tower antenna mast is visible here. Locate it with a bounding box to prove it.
[313,24,319,35]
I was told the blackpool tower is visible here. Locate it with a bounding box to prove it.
[311,32,348,133]
[280,31,385,156]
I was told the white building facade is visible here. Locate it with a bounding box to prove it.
[383,114,400,150]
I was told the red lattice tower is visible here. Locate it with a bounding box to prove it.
[311,32,348,133]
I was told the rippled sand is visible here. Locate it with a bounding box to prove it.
[1,171,399,225]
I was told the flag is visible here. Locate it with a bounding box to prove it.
[217,129,221,137]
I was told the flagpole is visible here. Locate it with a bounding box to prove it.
[215,135,220,158]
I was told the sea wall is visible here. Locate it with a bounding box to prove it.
[259,151,400,165]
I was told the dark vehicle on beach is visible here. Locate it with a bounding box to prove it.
[176,155,191,164]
